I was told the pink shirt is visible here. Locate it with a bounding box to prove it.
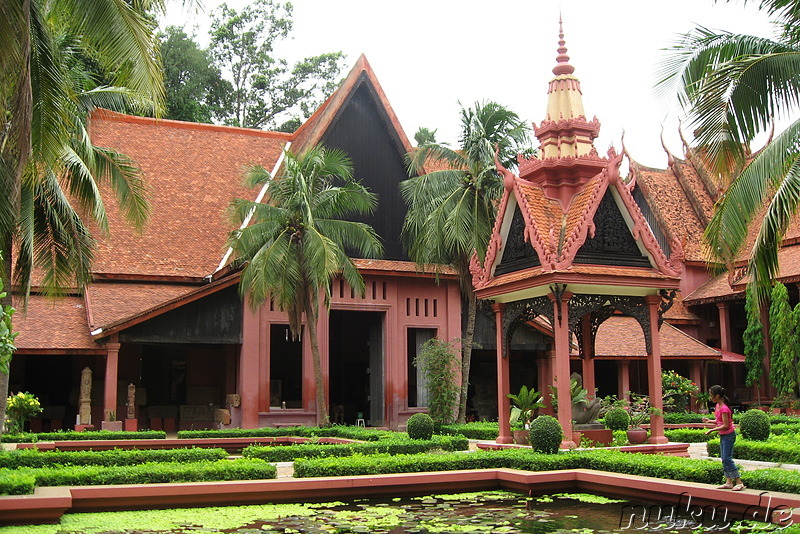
[715,403,734,435]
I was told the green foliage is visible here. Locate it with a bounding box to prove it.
[159,26,230,123]
[708,434,800,464]
[507,385,544,428]
[437,422,499,440]
[662,412,711,424]
[528,415,562,454]
[6,459,275,492]
[406,413,434,440]
[1,430,167,442]
[242,435,467,462]
[602,408,630,431]
[770,283,800,398]
[4,391,41,433]
[663,429,715,443]
[412,338,460,425]
[0,268,16,376]
[209,0,345,130]
[177,426,389,441]
[0,471,35,495]
[413,127,438,146]
[0,447,228,469]
[739,408,771,441]
[661,370,698,411]
[294,449,723,486]
[744,288,766,388]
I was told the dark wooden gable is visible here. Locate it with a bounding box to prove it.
[573,191,651,267]
[494,204,541,276]
[321,76,410,261]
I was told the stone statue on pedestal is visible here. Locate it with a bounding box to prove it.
[79,367,92,425]
[126,383,136,419]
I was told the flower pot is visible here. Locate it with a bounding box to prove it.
[513,429,529,445]
[626,427,648,444]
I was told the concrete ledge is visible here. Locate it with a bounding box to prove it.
[0,487,71,525]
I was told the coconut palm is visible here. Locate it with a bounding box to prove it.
[228,145,383,426]
[0,0,165,434]
[401,101,530,423]
[658,0,800,301]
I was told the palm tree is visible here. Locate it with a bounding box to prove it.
[401,101,530,423]
[228,145,383,426]
[0,0,164,433]
[658,0,800,302]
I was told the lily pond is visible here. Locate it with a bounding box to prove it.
[0,491,777,534]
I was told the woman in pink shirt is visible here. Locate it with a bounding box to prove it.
[705,385,745,491]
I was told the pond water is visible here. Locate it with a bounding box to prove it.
[0,491,766,534]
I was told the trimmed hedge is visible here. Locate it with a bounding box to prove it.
[707,436,800,464]
[4,459,275,491]
[769,423,800,435]
[1,430,167,443]
[732,413,800,425]
[602,408,630,431]
[242,435,467,462]
[437,422,499,440]
[406,413,434,440]
[0,471,35,495]
[0,447,228,469]
[177,426,390,442]
[739,409,770,441]
[663,428,713,443]
[293,449,723,485]
[662,413,712,424]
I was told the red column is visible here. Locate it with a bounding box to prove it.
[549,290,575,449]
[717,302,732,352]
[617,360,631,402]
[494,302,513,444]
[240,301,262,428]
[690,360,702,411]
[103,335,120,421]
[645,295,667,443]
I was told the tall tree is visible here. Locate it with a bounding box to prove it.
[401,101,530,423]
[0,0,163,434]
[209,0,346,131]
[160,26,230,123]
[228,146,383,426]
[769,282,800,398]
[658,0,800,302]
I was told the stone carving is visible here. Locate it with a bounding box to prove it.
[570,372,601,425]
[79,367,92,425]
[126,383,136,419]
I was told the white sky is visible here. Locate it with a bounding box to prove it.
[160,0,778,169]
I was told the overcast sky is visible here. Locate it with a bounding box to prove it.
[160,0,778,169]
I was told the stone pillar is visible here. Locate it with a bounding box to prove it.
[493,302,513,444]
[690,360,703,411]
[645,295,668,443]
[79,367,92,426]
[717,302,732,352]
[549,289,575,449]
[103,337,120,421]
[617,360,631,402]
[240,301,262,428]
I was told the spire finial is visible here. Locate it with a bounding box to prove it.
[553,16,575,76]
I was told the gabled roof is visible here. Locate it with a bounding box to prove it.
[13,295,101,352]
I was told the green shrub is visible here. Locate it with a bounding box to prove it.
[662,412,710,424]
[770,423,800,435]
[413,338,460,425]
[739,409,770,441]
[6,459,275,493]
[603,408,630,431]
[708,435,800,464]
[528,415,562,454]
[406,413,434,440]
[0,470,35,495]
[663,429,713,443]
[437,422,498,440]
[177,426,389,442]
[1,430,167,443]
[0,447,228,469]
[243,435,467,462]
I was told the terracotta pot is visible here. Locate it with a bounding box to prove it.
[512,429,529,445]
[626,427,648,444]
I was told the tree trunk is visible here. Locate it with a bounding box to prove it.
[456,291,477,423]
[304,291,329,427]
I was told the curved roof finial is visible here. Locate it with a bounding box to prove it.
[553,15,575,76]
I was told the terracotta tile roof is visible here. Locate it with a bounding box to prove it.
[483,263,678,290]
[88,110,289,278]
[13,295,98,351]
[582,315,722,358]
[85,281,198,331]
[515,180,564,266]
[352,259,457,276]
[662,291,701,322]
[631,161,711,263]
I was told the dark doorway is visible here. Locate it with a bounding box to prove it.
[329,310,384,426]
[270,324,302,408]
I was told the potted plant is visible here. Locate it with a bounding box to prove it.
[508,385,544,445]
[695,392,711,414]
[626,393,652,444]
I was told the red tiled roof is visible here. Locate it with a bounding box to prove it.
[13,295,98,351]
[352,259,457,276]
[586,315,722,358]
[88,110,288,278]
[483,263,678,290]
[662,291,700,322]
[85,281,198,331]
